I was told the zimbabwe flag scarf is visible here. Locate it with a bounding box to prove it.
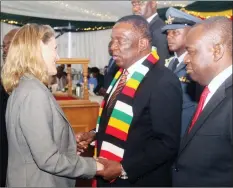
[92,50,159,186]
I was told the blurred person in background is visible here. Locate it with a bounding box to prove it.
[161,7,203,137]
[0,28,19,187]
[131,0,171,64]
[91,67,104,95]
[104,41,119,90]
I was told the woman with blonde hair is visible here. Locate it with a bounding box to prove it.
[1,23,103,187]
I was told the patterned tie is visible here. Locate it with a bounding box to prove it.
[188,86,210,133]
[171,58,179,72]
[107,70,129,109]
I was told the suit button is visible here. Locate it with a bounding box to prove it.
[174,167,179,172]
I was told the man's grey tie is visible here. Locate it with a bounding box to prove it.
[171,58,179,72]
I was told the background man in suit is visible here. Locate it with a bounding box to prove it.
[173,16,232,187]
[131,0,170,64]
[161,7,203,137]
[0,28,19,187]
[91,67,105,95]
[99,42,119,96]
[77,15,182,187]
[104,41,119,90]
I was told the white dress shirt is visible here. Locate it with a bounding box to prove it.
[107,54,149,103]
[174,52,188,67]
[147,13,158,23]
[203,65,232,109]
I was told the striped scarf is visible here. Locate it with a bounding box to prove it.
[93,50,159,186]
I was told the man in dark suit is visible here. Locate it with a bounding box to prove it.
[0,28,19,187]
[91,67,105,95]
[131,0,171,64]
[104,41,119,90]
[173,16,233,187]
[161,7,203,137]
[76,15,182,187]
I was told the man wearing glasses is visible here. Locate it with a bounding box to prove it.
[131,0,171,64]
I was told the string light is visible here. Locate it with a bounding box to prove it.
[181,8,232,20]
[1,19,20,25]
[157,1,187,8]
[1,19,112,31]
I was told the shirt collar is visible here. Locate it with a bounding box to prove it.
[147,13,158,23]
[125,54,150,75]
[208,65,232,94]
[174,51,187,63]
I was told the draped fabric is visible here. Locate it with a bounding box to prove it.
[1,22,112,70]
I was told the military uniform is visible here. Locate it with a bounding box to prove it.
[162,7,203,137]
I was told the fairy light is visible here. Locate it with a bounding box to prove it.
[157,1,187,8]
[181,8,232,19]
[1,18,113,31]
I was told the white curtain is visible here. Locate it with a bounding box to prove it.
[1,22,112,70]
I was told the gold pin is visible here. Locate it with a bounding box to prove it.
[165,16,174,24]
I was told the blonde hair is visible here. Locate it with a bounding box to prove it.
[1,23,55,93]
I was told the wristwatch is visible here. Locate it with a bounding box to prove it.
[119,165,128,179]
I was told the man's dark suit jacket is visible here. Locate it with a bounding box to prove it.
[104,58,119,89]
[0,81,8,186]
[173,75,233,187]
[94,73,104,94]
[96,60,183,187]
[149,15,171,65]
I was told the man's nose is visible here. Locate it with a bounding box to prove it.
[132,5,140,14]
[184,54,189,65]
[56,53,60,61]
[3,45,8,53]
[111,42,118,51]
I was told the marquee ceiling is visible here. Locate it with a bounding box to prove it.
[1,1,194,22]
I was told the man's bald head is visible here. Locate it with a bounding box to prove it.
[195,16,232,56]
[184,16,232,86]
[3,28,19,61]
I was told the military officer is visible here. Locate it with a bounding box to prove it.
[162,7,203,137]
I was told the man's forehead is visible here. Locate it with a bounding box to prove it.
[131,0,141,3]
[113,22,135,33]
[3,35,13,43]
[186,27,203,47]
[3,31,18,42]
[187,25,203,40]
[167,28,185,32]
[4,28,19,37]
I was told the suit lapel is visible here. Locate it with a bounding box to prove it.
[168,58,176,69]
[131,74,150,125]
[25,75,70,123]
[130,59,155,125]
[174,62,186,74]
[149,15,159,27]
[179,75,232,154]
[48,92,70,122]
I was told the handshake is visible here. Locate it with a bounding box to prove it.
[76,132,124,181]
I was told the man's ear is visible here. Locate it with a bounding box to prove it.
[138,38,149,52]
[213,43,224,62]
